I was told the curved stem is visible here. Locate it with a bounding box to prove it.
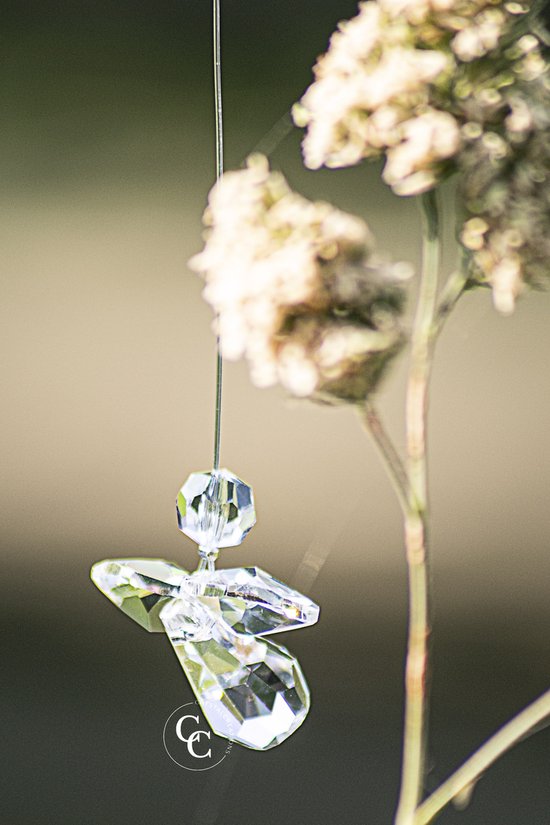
[414,689,550,824]
[431,267,468,341]
[395,190,441,825]
[361,400,409,515]
[358,191,546,824]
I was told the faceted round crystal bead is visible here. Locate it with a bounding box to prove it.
[176,468,256,549]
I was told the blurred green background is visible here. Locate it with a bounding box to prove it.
[1,2,549,823]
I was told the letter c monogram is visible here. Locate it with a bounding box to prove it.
[176,714,212,759]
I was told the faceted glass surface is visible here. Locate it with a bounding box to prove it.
[91,556,319,750]
[176,468,256,549]
[160,596,310,750]
[159,591,217,643]
[181,566,320,635]
[91,558,186,632]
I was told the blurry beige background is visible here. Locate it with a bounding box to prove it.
[2,2,549,824]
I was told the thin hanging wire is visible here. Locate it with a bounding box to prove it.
[211,3,294,470]
[212,0,224,470]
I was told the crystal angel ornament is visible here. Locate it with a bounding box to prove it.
[91,468,320,751]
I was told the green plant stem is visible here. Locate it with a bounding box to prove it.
[432,268,468,340]
[395,189,441,825]
[414,688,550,824]
[361,196,547,825]
[362,400,409,514]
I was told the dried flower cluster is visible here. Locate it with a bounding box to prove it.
[294,0,550,311]
[458,31,550,312]
[293,0,527,194]
[190,156,410,403]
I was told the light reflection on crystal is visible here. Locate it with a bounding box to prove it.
[181,566,320,635]
[90,558,186,632]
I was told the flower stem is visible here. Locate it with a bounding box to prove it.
[414,688,550,824]
[395,189,441,825]
[361,400,409,514]
[431,267,468,340]
[360,192,546,824]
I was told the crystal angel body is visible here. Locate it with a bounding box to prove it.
[91,469,320,751]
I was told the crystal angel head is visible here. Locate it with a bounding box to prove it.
[176,468,256,552]
[91,559,320,750]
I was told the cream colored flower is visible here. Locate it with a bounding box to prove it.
[458,39,550,313]
[451,9,507,61]
[378,0,454,25]
[190,156,410,403]
[294,2,454,184]
[294,0,550,314]
[383,109,462,194]
[294,0,529,195]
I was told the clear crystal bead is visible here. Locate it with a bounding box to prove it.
[181,566,320,635]
[90,558,186,632]
[158,591,217,643]
[176,468,256,550]
[160,596,310,750]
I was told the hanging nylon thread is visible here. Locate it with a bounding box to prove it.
[212,0,224,470]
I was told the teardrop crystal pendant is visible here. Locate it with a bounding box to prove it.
[160,593,312,750]
[91,474,320,752]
